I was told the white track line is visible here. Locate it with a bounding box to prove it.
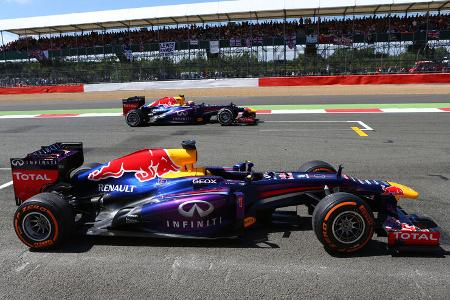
[0,168,11,170]
[263,120,374,131]
[0,115,39,119]
[0,108,448,120]
[78,113,123,117]
[381,108,442,113]
[353,121,374,131]
[0,181,13,190]
[269,109,326,114]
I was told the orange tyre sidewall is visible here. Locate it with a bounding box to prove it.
[321,202,374,253]
[14,204,60,249]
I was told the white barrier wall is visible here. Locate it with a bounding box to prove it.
[84,78,258,92]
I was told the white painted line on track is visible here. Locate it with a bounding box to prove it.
[0,181,13,190]
[0,115,39,119]
[265,120,350,122]
[381,108,441,113]
[0,168,11,170]
[78,113,123,117]
[260,129,353,132]
[0,108,448,120]
[264,120,374,131]
[353,121,374,131]
[270,109,326,114]
[15,262,30,273]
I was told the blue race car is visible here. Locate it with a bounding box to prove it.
[122,96,258,127]
[11,141,441,253]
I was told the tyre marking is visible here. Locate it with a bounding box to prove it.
[323,201,356,222]
[16,204,59,248]
[358,205,374,226]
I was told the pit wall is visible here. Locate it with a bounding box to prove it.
[1,73,450,95]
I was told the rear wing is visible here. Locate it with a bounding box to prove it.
[122,96,145,116]
[10,142,84,205]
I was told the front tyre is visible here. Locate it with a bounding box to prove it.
[126,109,145,127]
[312,193,374,254]
[217,108,235,126]
[298,160,336,173]
[14,193,74,250]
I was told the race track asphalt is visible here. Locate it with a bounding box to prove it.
[0,93,450,111]
[0,96,449,299]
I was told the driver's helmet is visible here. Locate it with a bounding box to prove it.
[174,95,186,106]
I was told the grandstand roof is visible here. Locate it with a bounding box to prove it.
[0,0,449,35]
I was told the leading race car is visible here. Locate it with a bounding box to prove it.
[122,95,258,127]
[11,142,441,254]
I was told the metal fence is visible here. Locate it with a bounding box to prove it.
[1,30,449,87]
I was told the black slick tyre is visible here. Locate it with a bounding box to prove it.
[14,193,74,250]
[126,109,144,127]
[312,192,374,254]
[298,160,336,173]
[217,108,234,126]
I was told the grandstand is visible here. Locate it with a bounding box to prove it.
[0,0,449,86]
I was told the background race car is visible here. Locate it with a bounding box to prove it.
[122,95,258,126]
[11,142,442,254]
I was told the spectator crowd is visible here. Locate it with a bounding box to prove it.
[1,13,449,53]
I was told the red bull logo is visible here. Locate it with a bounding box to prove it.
[88,149,180,182]
[383,186,404,196]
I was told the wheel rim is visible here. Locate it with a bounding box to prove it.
[220,112,231,123]
[22,212,52,242]
[331,211,365,244]
[127,113,139,125]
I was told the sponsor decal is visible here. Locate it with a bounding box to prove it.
[244,217,256,228]
[391,231,439,241]
[383,186,404,196]
[88,149,180,182]
[298,174,309,179]
[98,184,136,193]
[312,174,327,179]
[192,178,218,184]
[172,117,191,121]
[178,200,214,218]
[166,217,223,229]
[158,178,168,185]
[11,159,25,167]
[176,110,189,117]
[13,172,52,181]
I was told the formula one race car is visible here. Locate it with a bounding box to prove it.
[11,142,441,254]
[122,95,257,126]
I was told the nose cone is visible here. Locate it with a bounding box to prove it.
[387,182,420,199]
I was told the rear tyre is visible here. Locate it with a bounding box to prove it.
[312,192,374,254]
[126,109,145,127]
[217,108,235,126]
[14,193,75,250]
[298,160,336,173]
